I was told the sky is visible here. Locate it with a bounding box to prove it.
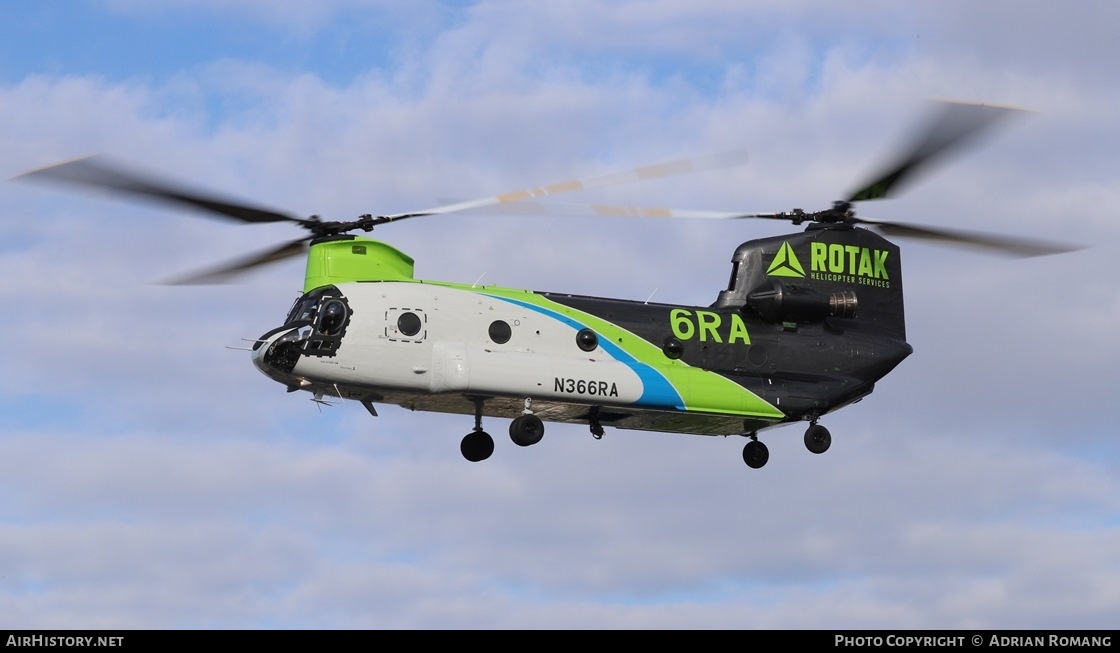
[1,0,1118,630]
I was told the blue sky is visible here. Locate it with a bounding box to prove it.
[1,3,409,82]
[1,0,1118,629]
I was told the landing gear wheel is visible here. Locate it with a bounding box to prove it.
[461,431,494,462]
[804,424,831,454]
[742,440,769,469]
[509,414,545,447]
[589,406,605,439]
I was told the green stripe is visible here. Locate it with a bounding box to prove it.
[450,284,784,419]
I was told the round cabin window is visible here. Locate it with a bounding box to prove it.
[397,311,422,336]
[576,328,599,352]
[488,320,511,344]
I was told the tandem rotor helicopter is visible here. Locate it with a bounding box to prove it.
[19,100,1078,469]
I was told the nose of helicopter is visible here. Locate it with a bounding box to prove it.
[251,326,306,381]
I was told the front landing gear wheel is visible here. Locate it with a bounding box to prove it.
[742,440,769,469]
[461,431,494,462]
[509,414,545,447]
[804,424,831,454]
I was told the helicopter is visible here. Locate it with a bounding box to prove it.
[18,100,1078,469]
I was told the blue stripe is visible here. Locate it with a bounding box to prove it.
[485,294,685,410]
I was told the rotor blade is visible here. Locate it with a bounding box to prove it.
[505,199,1081,257]
[846,100,1026,203]
[16,156,309,226]
[440,198,762,220]
[436,197,823,223]
[853,217,1082,257]
[160,238,310,284]
[561,205,829,224]
[381,148,750,222]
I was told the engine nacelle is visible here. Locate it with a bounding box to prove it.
[746,279,857,324]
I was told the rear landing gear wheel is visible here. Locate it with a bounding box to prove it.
[509,414,545,447]
[742,439,769,469]
[461,431,494,462]
[804,424,831,454]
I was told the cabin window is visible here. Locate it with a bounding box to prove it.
[397,311,422,336]
[385,307,426,342]
[662,336,683,360]
[576,328,598,352]
[727,261,740,291]
[489,320,511,344]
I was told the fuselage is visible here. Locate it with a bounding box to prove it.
[251,228,912,437]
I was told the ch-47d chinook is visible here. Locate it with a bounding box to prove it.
[20,101,1078,469]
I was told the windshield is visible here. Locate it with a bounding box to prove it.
[285,294,319,325]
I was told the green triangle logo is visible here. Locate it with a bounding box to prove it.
[766,242,805,278]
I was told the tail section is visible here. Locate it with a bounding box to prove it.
[714,224,906,340]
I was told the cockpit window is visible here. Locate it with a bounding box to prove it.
[318,300,348,336]
[279,286,350,359]
[291,286,351,358]
[285,295,319,325]
[284,286,348,325]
